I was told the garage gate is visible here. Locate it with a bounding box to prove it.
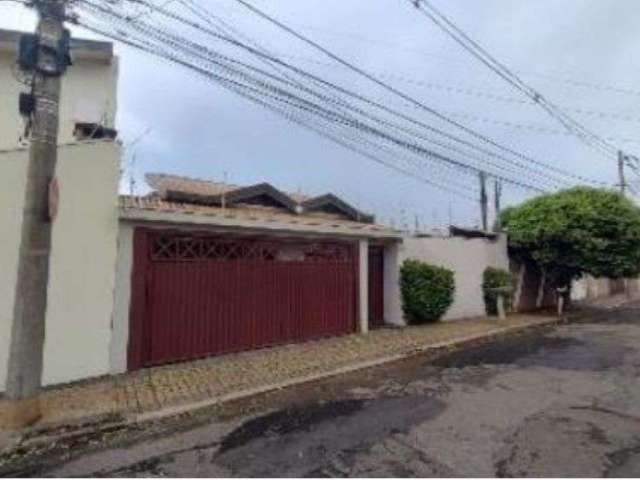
[128,229,358,370]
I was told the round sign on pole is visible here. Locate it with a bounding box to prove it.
[48,177,59,222]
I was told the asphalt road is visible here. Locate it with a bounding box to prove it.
[17,306,640,477]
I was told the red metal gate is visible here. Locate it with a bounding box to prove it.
[368,246,385,327]
[128,229,358,369]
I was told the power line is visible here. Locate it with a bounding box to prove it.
[74,0,621,202]
[77,0,589,191]
[74,2,558,193]
[271,53,640,142]
[409,0,620,162]
[228,0,597,182]
[76,16,481,203]
[264,21,640,100]
[169,0,568,189]
[273,53,640,125]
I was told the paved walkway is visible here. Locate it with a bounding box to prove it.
[1,314,557,429]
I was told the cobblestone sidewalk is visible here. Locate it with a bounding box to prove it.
[2,314,558,429]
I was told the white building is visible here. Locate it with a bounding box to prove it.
[0,29,121,389]
[0,29,512,396]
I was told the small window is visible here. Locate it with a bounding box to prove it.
[73,122,118,141]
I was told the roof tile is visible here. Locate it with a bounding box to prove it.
[119,195,397,237]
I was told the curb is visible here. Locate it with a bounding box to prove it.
[5,316,563,452]
[132,316,562,423]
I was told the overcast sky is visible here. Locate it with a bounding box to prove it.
[2,0,639,229]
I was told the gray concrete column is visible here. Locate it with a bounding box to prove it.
[358,239,369,334]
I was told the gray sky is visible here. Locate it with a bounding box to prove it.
[2,0,639,229]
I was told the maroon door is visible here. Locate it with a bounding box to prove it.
[128,229,358,369]
[368,246,385,328]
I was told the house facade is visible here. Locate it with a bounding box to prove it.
[1,151,513,391]
[0,29,118,150]
[0,30,514,394]
[110,174,402,374]
[0,30,121,390]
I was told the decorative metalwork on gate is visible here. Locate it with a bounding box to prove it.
[303,243,352,262]
[149,234,353,263]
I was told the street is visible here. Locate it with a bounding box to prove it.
[11,305,640,477]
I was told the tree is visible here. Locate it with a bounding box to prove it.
[501,187,640,289]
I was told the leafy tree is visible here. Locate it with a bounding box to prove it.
[501,187,640,288]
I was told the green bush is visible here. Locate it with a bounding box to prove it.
[482,267,515,315]
[400,259,455,324]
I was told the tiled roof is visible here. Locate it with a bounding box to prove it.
[145,173,239,197]
[145,173,313,202]
[119,195,400,238]
[143,172,375,224]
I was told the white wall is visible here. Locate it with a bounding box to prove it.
[384,234,510,324]
[0,142,120,390]
[383,243,403,326]
[571,276,638,302]
[0,150,27,392]
[110,222,134,375]
[0,51,118,150]
[571,277,588,301]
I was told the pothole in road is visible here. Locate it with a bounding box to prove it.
[215,395,447,477]
[428,330,632,372]
[605,441,640,477]
[218,399,367,453]
[430,334,582,369]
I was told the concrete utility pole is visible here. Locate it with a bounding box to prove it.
[618,150,627,196]
[479,171,488,231]
[6,0,68,427]
[493,179,502,232]
[617,150,633,299]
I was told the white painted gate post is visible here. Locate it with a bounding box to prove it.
[358,239,369,334]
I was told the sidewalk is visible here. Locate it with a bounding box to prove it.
[0,313,559,431]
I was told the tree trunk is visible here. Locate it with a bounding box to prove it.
[513,263,525,313]
[536,271,546,309]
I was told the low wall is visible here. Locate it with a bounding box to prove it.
[510,261,556,312]
[572,276,640,302]
[514,268,640,310]
[571,276,612,301]
[0,142,120,391]
[384,233,510,325]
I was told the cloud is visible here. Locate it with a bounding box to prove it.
[2,0,635,227]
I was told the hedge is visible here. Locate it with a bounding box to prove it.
[400,259,455,324]
[482,267,515,315]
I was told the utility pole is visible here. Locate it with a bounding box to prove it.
[479,171,488,231]
[493,179,502,232]
[617,150,632,299]
[6,0,69,426]
[618,150,627,196]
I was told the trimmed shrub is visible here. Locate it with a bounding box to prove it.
[482,267,515,315]
[400,259,455,324]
